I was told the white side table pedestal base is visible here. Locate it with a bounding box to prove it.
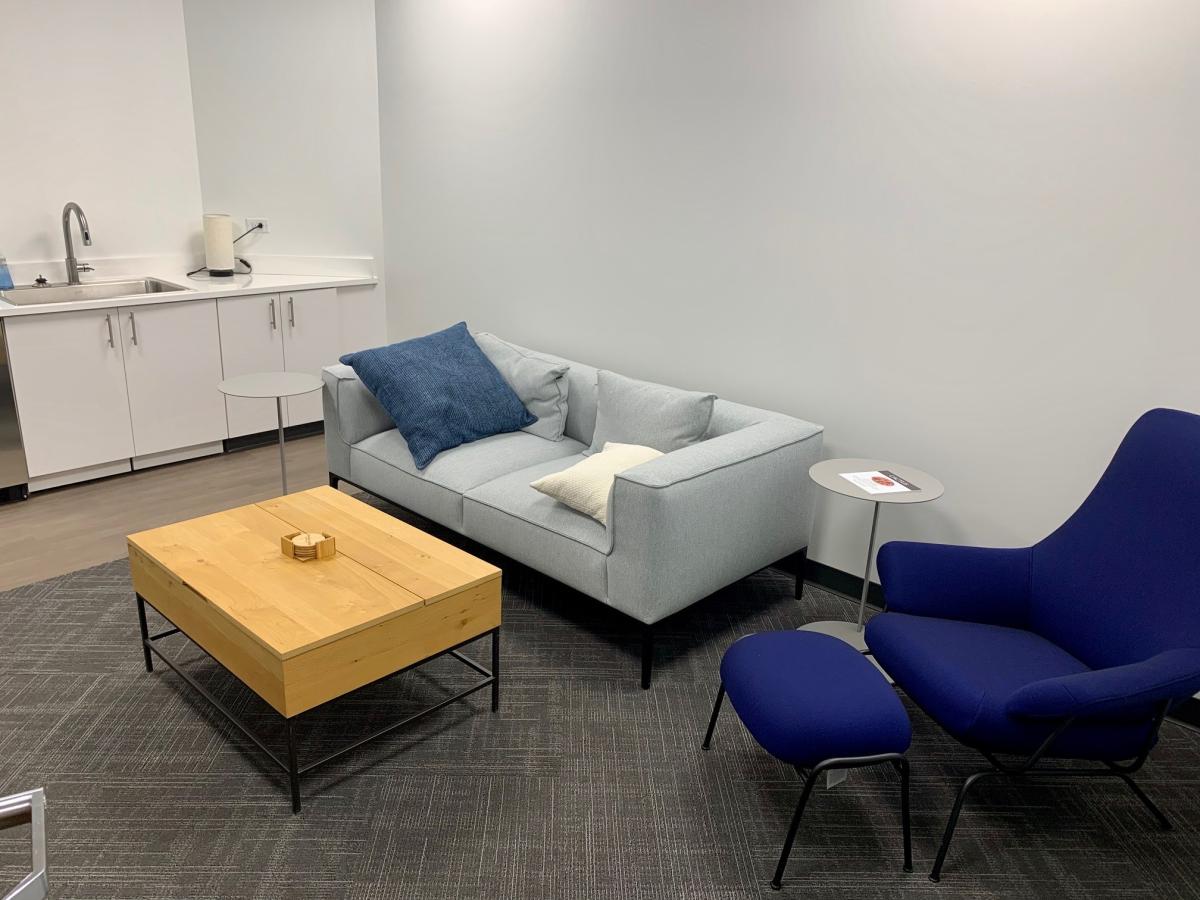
[797,619,869,652]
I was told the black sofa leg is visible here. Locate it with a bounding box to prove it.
[641,625,654,690]
[328,472,339,489]
[776,547,807,598]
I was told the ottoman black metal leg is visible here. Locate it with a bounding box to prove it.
[771,753,912,890]
[893,757,913,872]
[771,767,820,889]
[702,684,726,750]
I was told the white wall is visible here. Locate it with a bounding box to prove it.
[182,0,386,273]
[376,0,1200,578]
[0,0,203,269]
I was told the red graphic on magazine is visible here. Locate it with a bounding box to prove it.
[871,476,896,487]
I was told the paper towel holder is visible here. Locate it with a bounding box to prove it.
[188,217,263,278]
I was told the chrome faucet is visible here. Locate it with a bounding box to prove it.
[62,202,93,285]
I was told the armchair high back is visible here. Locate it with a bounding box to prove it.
[866,408,1200,882]
[1033,408,1200,667]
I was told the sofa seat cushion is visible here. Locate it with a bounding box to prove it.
[463,456,610,601]
[354,428,586,495]
[866,613,1158,759]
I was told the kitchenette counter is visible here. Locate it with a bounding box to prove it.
[0,268,377,317]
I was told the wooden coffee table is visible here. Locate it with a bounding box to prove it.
[127,486,501,812]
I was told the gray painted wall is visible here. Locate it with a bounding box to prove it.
[376,0,1200,578]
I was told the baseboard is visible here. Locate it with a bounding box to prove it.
[804,559,885,608]
[224,421,324,452]
[1170,698,1200,729]
[29,459,132,492]
[132,441,223,470]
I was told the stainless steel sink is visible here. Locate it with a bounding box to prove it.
[0,278,191,306]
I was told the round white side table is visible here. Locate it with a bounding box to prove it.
[218,372,322,495]
[802,458,944,652]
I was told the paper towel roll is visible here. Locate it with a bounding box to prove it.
[203,214,235,276]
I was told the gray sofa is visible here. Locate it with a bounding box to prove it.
[322,339,824,687]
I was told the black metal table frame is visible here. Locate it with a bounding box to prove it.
[136,592,500,813]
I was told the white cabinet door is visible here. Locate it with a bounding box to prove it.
[217,294,286,437]
[121,300,228,456]
[281,288,339,426]
[5,308,135,477]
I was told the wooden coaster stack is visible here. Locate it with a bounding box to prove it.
[281,531,336,562]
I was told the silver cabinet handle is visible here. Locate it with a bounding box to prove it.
[288,296,295,327]
[269,298,277,329]
[105,314,115,348]
[128,312,138,346]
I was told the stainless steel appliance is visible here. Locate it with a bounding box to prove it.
[0,320,29,501]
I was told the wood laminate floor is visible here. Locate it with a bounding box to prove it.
[0,435,334,591]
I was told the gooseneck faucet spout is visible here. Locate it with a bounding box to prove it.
[62,202,93,285]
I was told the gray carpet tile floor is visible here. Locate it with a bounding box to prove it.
[2,505,1200,898]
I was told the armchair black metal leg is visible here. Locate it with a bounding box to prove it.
[771,768,819,890]
[328,472,339,489]
[702,684,726,750]
[930,770,994,882]
[1114,772,1172,831]
[641,625,654,690]
[892,758,913,872]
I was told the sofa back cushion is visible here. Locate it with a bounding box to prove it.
[1030,408,1200,669]
[587,370,716,455]
[480,337,600,446]
[474,332,570,441]
[340,322,535,469]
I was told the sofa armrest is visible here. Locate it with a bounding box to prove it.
[1006,648,1200,721]
[605,420,823,624]
[322,364,394,478]
[876,541,1033,628]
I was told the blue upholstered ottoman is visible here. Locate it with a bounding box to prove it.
[702,631,913,889]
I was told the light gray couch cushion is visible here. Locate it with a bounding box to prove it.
[463,456,610,600]
[477,339,599,446]
[587,370,716,455]
[354,428,586,495]
[350,443,466,531]
[350,429,585,532]
[474,332,570,441]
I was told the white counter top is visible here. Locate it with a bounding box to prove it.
[0,267,376,318]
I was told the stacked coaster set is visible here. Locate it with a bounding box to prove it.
[281,531,336,562]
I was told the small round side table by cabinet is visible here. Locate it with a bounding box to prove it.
[217,372,323,495]
[802,458,944,652]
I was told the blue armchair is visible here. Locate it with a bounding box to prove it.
[866,408,1200,881]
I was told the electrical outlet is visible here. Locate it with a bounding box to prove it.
[245,217,270,234]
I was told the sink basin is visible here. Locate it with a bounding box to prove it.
[0,278,191,306]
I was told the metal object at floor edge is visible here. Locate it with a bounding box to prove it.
[0,786,48,900]
[0,321,30,503]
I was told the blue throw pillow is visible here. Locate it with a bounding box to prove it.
[340,322,536,469]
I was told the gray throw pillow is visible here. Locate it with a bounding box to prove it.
[586,370,716,455]
[474,332,571,441]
